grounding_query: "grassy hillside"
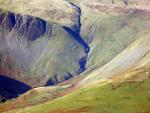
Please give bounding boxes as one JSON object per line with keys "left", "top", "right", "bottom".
{"left": 0, "top": 85, "right": 72, "bottom": 113}
{"left": 80, "top": 2, "right": 150, "bottom": 71}
{"left": 5, "top": 65, "right": 150, "bottom": 113}
{"left": 80, "top": 31, "right": 150, "bottom": 86}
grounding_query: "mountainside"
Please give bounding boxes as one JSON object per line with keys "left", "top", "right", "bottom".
{"left": 80, "top": 32, "right": 150, "bottom": 86}
{"left": 80, "top": 2, "right": 150, "bottom": 69}
{"left": 0, "top": 10, "right": 89, "bottom": 100}
{"left": 1, "top": 64, "right": 150, "bottom": 113}
{"left": 0, "top": 0, "right": 150, "bottom": 113}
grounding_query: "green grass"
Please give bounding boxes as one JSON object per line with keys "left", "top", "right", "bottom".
{"left": 21, "top": 87, "right": 67, "bottom": 107}
{"left": 0, "top": 86, "right": 71, "bottom": 113}
{"left": 15, "top": 78, "right": 150, "bottom": 113}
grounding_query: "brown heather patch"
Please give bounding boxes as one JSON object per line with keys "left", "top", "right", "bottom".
{"left": 110, "top": 65, "right": 150, "bottom": 89}
{"left": 0, "top": 101, "right": 16, "bottom": 113}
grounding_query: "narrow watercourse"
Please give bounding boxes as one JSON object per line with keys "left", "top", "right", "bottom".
{"left": 63, "top": 1, "right": 90, "bottom": 72}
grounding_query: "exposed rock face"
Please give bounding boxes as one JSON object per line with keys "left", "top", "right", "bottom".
{"left": 0, "top": 11, "right": 51, "bottom": 74}
{"left": 0, "top": 11, "right": 48, "bottom": 40}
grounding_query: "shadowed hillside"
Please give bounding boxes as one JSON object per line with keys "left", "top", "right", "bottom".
{"left": 0, "top": 75, "right": 31, "bottom": 100}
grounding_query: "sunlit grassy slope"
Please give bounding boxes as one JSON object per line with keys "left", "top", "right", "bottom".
{"left": 80, "top": 31, "right": 150, "bottom": 86}
{"left": 80, "top": 2, "right": 150, "bottom": 70}
{"left": 7, "top": 65, "right": 150, "bottom": 113}
{"left": 0, "top": 85, "right": 72, "bottom": 113}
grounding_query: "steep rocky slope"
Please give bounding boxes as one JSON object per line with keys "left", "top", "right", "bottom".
{"left": 0, "top": 10, "right": 87, "bottom": 87}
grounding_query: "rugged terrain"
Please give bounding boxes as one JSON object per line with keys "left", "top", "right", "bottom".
{"left": 0, "top": 0, "right": 150, "bottom": 113}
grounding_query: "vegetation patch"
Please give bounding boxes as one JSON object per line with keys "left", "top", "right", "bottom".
{"left": 14, "top": 76, "right": 150, "bottom": 113}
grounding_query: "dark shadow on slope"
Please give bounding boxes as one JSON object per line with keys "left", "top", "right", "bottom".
{"left": 78, "top": 56, "right": 87, "bottom": 74}
{"left": 22, "top": 16, "right": 47, "bottom": 41}
{"left": 63, "top": 26, "right": 90, "bottom": 53}
{"left": 8, "top": 12, "right": 16, "bottom": 28}
{"left": 45, "top": 79, "right": 55, "bottom": 86}
{"left": 0, "top": 75, "right": 31, "bottom": 100}
{"left": 0, "top": 12, "right": 16, "bottom": 31}
{"left": 27, "top": 17, "right": 47, "bottom": 41}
